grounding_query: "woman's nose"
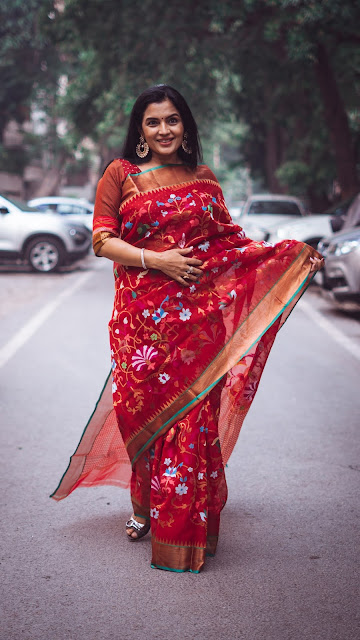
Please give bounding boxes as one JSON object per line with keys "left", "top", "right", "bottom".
{"left": 158, "top": 121, "right": 170, "bottom": 135}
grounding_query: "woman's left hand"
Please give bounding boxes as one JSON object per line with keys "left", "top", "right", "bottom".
{"left": 309, "top": 256, "right": 324, "bottom": 272}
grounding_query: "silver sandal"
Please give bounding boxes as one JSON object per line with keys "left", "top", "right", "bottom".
{"left": 125, "top": 516, "right": 150, "bottom": 541}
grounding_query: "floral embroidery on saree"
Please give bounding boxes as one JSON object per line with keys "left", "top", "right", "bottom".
{"left": 51, "top": 160, "right": 319, "bottom": 573}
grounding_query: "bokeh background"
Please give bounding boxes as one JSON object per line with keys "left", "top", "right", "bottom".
{"left": 1, "top": 0, "right": 359, "bottom": 210}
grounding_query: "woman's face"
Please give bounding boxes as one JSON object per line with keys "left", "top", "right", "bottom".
{"left": 141, "top": 99, "right": 185, "bottom": 163}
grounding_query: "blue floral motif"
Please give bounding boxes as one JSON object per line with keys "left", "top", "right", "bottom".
{"left": 156, "top": 201, "right": 165, "bottom": 207}
{"left": 163, "top": 461, "right": 183, "bottom": 477}
{"left": 189, "top": 443, "right": 194, "bottom": 449}
{"left": 186, "top": 193, "right": 193, "bottom": 198}
{"left": 111, "top": 358, "right": 117, "bottom": 371}
{"left": 125, "top": 221, "right": 133, "bottom": 229}
{"left": 152, "top": 295, "right": 169, "bottom": 324}
{"left": 151, "top": 221, "right": 160, "bottom": 227}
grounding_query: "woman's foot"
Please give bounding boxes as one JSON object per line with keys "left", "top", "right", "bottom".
{"left": 126, "top": 514, "right": 150, "bottom": 540}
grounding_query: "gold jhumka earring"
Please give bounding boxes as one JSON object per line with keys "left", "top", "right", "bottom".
{"left": 136, "top": 135, "right": 149, "bottom": 158}
{"left": 181, "top": 132, "right": 192, "bottom": 154}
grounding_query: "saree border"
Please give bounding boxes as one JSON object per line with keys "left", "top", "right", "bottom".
{"left": 119, "top": 177, "right": 221, "bottom": 215}
{"left": 128, "top": 244, "right": 313, "bottom": 466}
{"left": 50, "top": 371, "right": 114, "bottom": 499}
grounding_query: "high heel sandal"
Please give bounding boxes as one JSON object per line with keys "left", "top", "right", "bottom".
{"left": 126, "top": 516, "right": 150, "bottom": 541}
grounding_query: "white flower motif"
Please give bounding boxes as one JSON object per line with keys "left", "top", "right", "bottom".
{"left": 161, "top": 210, "right": 168, "bottom": 217}
{"left": 199, "top": 240, "right": 210, "bottom": 252}
{"left": 189, "top": 200, "right": 196, "bottom": 206}
{"left": 110, "top": 349, "right": 114, "bottom": 357}
{"left": 170, "top": 193, "right": 176, "bottom": 198}
{"left": 189, "top": 285, "right": 196, "bottom": 293}
{"left": 211, "top": 267, "right": 219, "bottom": 273}
{"left": 210, "top": 471, "right": 218, "bottom": 479}
{"left": 178, "top": 233, "right": 186, "bottom": 249}
{"left": 150, "top": 507, "right": 159, "bottom": 519}
{"left": 199, "top": 512, "right": 207, "bottom": 522}
{"left": 198, "top": 472, "right": 204, "bottom": 480}
{"left": 112, "top": 381, "right": 117, "bottom": 393}
{"left": 179, "top": 308, "right": 192, "bottom": 322}
{"left": 158, "top": 372, "right": 170, "bottom": 384}
{"left": 113, "top": 309, "right": 118, "bottom": 319}
{"left": 188, "top": 467, "right": 193, "bottom": 473}
{"left": 145, "top": 231, "right": 151, "bottom": 238}
{"left": 176, "top": 291, "right": 183, "bottom": 298}
{"left": 222, "top": 256, "right": 228, "bottom": 262}
{"left": 142, "top": 309, "right": 150, "bottom": 318}
{"left": 175, "top": 483, "right": 188, "bottom": 496}
{"left": 164, "top": 458, "right": 172, "bottom": 466}
{"left": 151, "top": 476, "right": 161, "bottom": 491}
{"left": 163, "top": 466, "right": 177, "bottom": 477}
{"left": 131, "top": 345, "right": 158, "bottom": 371}
{"left": 123, "top": 317, "right": 128, "bottom": 324}
{"left": 229, "top": 289, "right": 237, "bottom": 299}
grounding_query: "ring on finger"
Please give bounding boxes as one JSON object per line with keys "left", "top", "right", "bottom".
{"left": 187, "top": 266, "right": 193, "bottom": 274}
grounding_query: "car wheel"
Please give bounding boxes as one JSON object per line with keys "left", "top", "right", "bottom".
{"left": 25, "top": 236, "right": 65, "bottom": 273}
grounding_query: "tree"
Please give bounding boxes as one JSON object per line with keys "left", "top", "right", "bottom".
{"left": 213, "top": 0, "right": 360, "bottom": 204}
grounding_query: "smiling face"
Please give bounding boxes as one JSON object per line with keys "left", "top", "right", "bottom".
{"left": 141, "top": 99, "right": 185, "bottom": 164}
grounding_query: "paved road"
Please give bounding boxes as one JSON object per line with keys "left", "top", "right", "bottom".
{"left": 1, "top": 258, "right": 359, "bottom": 640}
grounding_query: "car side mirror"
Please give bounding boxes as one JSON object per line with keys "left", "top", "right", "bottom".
{"left": 0, "top": 206, "right": 9, "bottom": 214}
{"left": 330, "top": 215, "right": 344, "bottom": 233}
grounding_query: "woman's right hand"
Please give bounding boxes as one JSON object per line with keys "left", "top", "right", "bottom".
{"left": 149, "top": 247, "right": 203, "bottom": 286}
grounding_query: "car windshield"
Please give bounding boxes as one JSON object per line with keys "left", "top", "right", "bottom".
{"left": 248, "top": 201, "right": 301, "bottom": 216}
{"left": 0, "top": 194, "right": 40, "bottom": 212}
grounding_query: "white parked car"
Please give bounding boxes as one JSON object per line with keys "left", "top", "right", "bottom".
{"left": 28, "top": 197, "right": 94, "bottom": 231}
{"left": 0, "top": 194, "right": 91, "bottom": 272}
{"left": 267, "top": 214, "right": 333, "bottom": 249}
{"left": 230, "top": 194, "right": 309, "bottom": 241}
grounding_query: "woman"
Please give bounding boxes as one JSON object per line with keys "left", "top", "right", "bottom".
{"left": 51, "top": 85, "right": 323, "bottom": 573}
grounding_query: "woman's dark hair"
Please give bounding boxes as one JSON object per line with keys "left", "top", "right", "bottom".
{"left": 122, "top": 84, "right": 202, "bottom": 169}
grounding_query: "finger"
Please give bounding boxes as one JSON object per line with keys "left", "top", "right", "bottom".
{"left": 178, "top": 247, "right": 194, "bottom": 255}
{"left": 188, "top": 268, "right": 203, "bottom": 276}
{"left": 187, "top": 258, "right": 203, "bottom": 267}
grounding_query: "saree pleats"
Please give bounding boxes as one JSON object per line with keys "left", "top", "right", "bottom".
{"left": 130, "top": 382, "right": 226, "bottom": 573}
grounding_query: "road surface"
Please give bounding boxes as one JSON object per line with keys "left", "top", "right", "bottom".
{"left": 1, "top": 257, "right": 359, "bottom": 640}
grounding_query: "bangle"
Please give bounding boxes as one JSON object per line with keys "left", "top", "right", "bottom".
{"left": 140, "top": 247, "right": 147, "bottom": 270}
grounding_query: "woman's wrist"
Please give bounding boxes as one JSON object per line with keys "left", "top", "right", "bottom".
{"left": 143, "top": 249, "right": 161, "bottom": 270}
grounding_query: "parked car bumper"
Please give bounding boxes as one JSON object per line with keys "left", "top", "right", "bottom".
{"left": 320, "top": 248, "right": 360, "bottom": 311}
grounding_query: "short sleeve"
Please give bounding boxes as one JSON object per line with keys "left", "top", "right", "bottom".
{"left": 92, "top": 159, "right": 125, "bottom": 255}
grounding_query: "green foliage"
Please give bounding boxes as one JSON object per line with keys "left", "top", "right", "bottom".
{"left": 1, "top": 0, "right": 359, "bottom": 206}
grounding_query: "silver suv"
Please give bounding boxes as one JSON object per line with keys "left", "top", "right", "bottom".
{"left": 0, "top": 194, "right": 92, "bottom": 273}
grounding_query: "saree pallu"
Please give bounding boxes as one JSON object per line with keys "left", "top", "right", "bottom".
{"left": 51, "top": 161, "right": 319, "bottom": 572}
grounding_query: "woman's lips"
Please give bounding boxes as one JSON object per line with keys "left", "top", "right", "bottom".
{"left": 158, "top": 139, "right": 174, "bottom": 145}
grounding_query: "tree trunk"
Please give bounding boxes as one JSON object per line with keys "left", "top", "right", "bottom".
{"left": 30, "top": 151, "right": 67, "bottom": 198}
{"left": 315, "top": 42, "right": 359, "bottom": 198}
{"left": 265, "top": 124, "right": 284, "bottom": 193}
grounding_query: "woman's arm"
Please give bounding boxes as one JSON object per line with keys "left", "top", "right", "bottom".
{"left": 98, "top": 237, "right": 203, "bottom": 285}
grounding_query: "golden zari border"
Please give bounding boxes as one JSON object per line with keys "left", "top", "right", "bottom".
{"left": 127, "top": 245, "right": 314, "bottom": 466}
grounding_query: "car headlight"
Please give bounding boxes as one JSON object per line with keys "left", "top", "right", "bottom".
{"left": 329, "top": 239, "right": 360, "bottom": 256}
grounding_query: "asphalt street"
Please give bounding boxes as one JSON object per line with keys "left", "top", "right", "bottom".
{"left": 1, "top": 256, "right": 359, "bottom": 640}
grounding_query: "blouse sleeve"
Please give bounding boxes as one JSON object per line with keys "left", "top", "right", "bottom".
{"left": 92, "top": 159, "right": 125, "bottom": 255}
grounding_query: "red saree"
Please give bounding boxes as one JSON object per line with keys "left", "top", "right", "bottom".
{"left": 51, "top": 159, "right": 318, "bottom": 573}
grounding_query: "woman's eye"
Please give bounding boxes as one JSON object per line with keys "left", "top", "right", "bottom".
{"left": 169, "top": 118, "right": 179, "bottom": 124}
{"left": 147, "top": 120, "right": 158, "bottom": 126}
